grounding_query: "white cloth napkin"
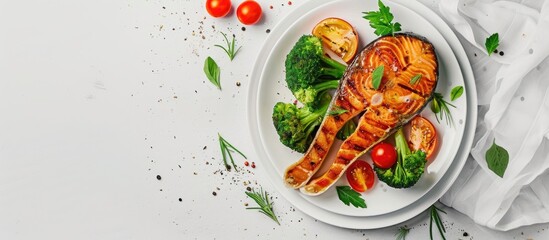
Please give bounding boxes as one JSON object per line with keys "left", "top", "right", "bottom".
{"left": 438, "top": 0, "right": 549, "bottom": 231}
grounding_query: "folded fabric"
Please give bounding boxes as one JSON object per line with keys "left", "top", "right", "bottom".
{"left": 438, "top": 0, "right": 549, "bottom": 231}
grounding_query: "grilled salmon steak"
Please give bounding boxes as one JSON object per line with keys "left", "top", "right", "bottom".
{"left": 283, "top": 33, "right": 438, "bottom": 194}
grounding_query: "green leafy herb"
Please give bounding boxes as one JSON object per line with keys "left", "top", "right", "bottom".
{"left": 450, "top": 86, "right": 464, "bottom": 101}
{"left": 329, "top": 106, "right": 348, "bottom": 116}
{"left": 214, "top": 32, "right": 241, "bottom": 61}
{"left": 337, "top": 120, "right": 357, "bottom": 141}
{"left": 395, "top": 226, "right": 410, "bottom": 240}
{"left": 336, "top": 186, "right": 367, "bottom": 208}
{"left": 410, "top": 74, "right": 422, "bottom": 85}
{"left": 204, "top": 56, "right": 221, "bottom": 90}
{"left": 362, "top": 0, "right": 402, "bottom": 36}
{"left": 372, "top": 65, "right": 384, "bottom": 90}
{"left": 245, "top": 188, "right": 280, "bottom": 225}
{"left": 218, "top": 133, "right": 247, "bottom": 171}
{"left": 430, "top": 92, "right": 456, "bottom": 126}
{"left": 429, "top": 204, "right": 447, "bottom": 240}
{"left": 485, "top": 33, "right": 499, "bottom": 56}
{"left": 485, "top": 139, "right": 509, "bottom": 178}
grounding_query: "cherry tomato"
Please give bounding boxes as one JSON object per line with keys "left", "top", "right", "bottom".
{"left": 312, "top": 17, "right": 359, "bottom": 63}
{"left": 371, "top": 142, "right": 397, "bottom": 169}
{"left": 345, "top": 160, "right": 375, "bottom": 192}
{"left": 205, "top": 0, "right": 232, "bottom": 18}
{"left": 236, "top": 1, "right": 262, "bottom": 25}
{"left": 408, "top": 116, "right": 438, "bottom": 159}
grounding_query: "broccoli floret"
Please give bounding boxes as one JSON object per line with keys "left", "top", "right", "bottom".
{"left": 285, "top": 35, "right": 347, "bottom": 109}
{"left": 374, "top": 127, "right": 427, "bottom": 188}
{"left": 272, "top": 93, "right": 331, "bottom": 153}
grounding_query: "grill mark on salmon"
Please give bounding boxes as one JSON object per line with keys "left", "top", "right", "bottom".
{"left": 284, "top": 33, "right": 438, "bottom": 191}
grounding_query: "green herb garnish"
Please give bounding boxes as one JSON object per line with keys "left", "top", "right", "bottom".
{"left": 329, "top": 106, "right": 348, "bottom": 116}
{"left": 450, "top": 86, "right": 464, "bottom": 101}
{"left": 485, "top": 139, "right": 509, "bottom": 178}
{"left": 336, "top": 186, "right": 367, "bottom": 208}
{"left": 430, "top": 92, "right": 456, "bottom": 126}
{"left": 337, "top": 120, "right": 357, "bottom": 141}
{"left": 204, "top": 56, "right": 221, "bottom": 90}
{"left": 430, "top": 204, "right": 447, "bottom": 240}
{"left": 215, "top": 32, "right": 241, "bottom": 61}
{"left": 218, "top": 133, "right": 247, "bottom": 171}
{"left": 485, "top": 33, "right": 499, "bottom": 56}
{"left": 372, "top": 65, "right": 384, "bottom": 90}
{"left": 396, "top": 226, "right": 410, "bottom": 240}
{"left": 410, "top": 74, "right": 422, "bottom": 85}
{"left": 245, "top": 188, "right": 280, "bottom": 225}
{"left": 363, "top": 0, "right": 402, "bottom": 36}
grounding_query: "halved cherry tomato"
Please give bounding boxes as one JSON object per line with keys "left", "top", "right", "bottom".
{"left": 236, "top": 1, "right": 262, "bottom": 25}
{"left": 371, "top": 142, "right": 397, "bottom": 169}
{"left": 408, "top": 116, "right": 438, "bottom": 159}
{"left": 205, "top": 0, "right": 232, "bottom": 18}
{"left": 312, "top": 17, "right": 359, "bottom": 63}
{"left": 346, "top": 160, "right": 375, "bottom": 192}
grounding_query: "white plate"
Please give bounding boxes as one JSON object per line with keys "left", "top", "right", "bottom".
{"left": 247, "top": 0, "right": 477, "bottom": 228}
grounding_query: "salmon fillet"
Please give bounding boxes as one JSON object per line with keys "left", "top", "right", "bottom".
{"left": 283, "top": 33, "right": 438, "bottom": 194}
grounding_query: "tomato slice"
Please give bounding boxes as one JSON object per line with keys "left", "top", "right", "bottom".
{"left": 371, "top": 142, "right": 397, "bottom": 169}
{"left": 345, "top": 160, "right": 375, "bottom": 192}
{"left": 312, "top": 17, "right": 359, "bottom": 63}
{"left": 408, "top": 116, "right": 438, "bottom": 159}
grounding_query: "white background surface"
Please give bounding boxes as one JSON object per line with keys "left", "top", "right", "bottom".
{"left": 0, "top": 0, "right": 548, "bottom": 239}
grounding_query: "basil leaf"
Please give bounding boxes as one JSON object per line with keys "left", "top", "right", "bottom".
{"left": 450, "top": 86, "right": 464, "bottom": 101}
{"left": 329, "top": 106, "right": 348, "bottom": 116}
{"left": 485, "top": 33, "right": 499, "bottom": 56}
{"left": 372, "top": 65, "right": 384, "bottom": 90}
{"left": 485, "top": 139, "right": 509, "bottom": 178}
{"left": 204, "top": 56, "right": 221, "bottom": 90}
{"left": 336, "top": 186, "right": 366, "bottom": 208}
{"left": 410, "top": 74, "right": 422, "bottom": 85}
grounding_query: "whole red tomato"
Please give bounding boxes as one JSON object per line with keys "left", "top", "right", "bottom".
{"left": 236, "top": 1, "right": 262, "bottom": 25}
{"left": 205, "top": 0, "right": 231, "bottom": 18}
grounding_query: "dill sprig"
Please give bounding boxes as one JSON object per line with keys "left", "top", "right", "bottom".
{"left": 215, "top": 32, "right": 242, "bottom": 61}
{"left": 395, "top": 226, "right": 410, "bottom": 240}
{"left": 429, "top": 204, "right": 447, "bottom": 240}
{"left": 245, "top": 188, "right": 280, "bottom": 225}
{"left": 430, "top": 92, "right": 456, "bottom": 126}
{"left": 218, "top": 133, "right": 247, "bottom": 171}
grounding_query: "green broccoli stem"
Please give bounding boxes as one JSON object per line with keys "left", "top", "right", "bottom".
{"left": 298, "top": 100, "right": 330, "bottom": 136}
{"left": 395, "top": 127, "right": 411, "bottom": 159}
{"left": 313, "top": 80, "right": 339, "bottom": 92}
{"left": 320, "top": 55, "right": 347, "bottom": 72}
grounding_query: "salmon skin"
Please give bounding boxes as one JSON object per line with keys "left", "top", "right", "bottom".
{"left": 283, "top": 33, "right": 438, "bottom": 194}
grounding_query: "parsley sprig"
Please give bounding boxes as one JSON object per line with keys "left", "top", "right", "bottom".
{"left": 336, "top": 186, "right": 367, "bottom": 208}
{"left": 218, "top": 133, "right": 247, "bottom": 171}
{"left": 245, "top": 188, "right": 280, "bottom": 225}
{"left": 363, "top": 0, "right": 402, "bottom": 36}
{"left": 215, "top": 32, "right": 241, "bottom": 61}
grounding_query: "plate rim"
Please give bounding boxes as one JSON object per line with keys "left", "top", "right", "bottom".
{"left": 247, "top": 0, "right": 478, "bottom": 229}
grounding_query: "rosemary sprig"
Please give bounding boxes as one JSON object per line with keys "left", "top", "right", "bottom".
{"left": 245, "top": 188, "right": 280, "bottom": 225}
{"left": 395, "top": 226, "right": 410, "bottom": 240}
{"left": 214, "top": 32, "right": 242, "bottom": 61}
{"left": 218, "top": 133, "right": 247, "bottom": 171}
{"left": 429, "top": 204, "right": 447, "bottom": 240}
{"left": 430, "top": 92, "right": 456, "bottom": 126}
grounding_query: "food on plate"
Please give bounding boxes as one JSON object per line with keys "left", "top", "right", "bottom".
{"left": 336, "top": 117, "right": 357, "bottom": 141}
{"left": 371, "top": 142, "right": 397, "bottom": 169}
{"left": 282, "top": 33, "right": 438, "bottom": 194}
{"left": 374, "top": 127, "right": 427, "bottom": 188}
{"left": 345, "top": 160, "right": 375, "bottom": 192}
{"left": 272, "top": 92, "right": 332, "bottom": 153}
{"left": 205, "top": 0, "right": 232, "bottom": 18}
{"left": 312, "top": 17, "right": 359, "bottom": 63}
{"left": 284, "top": 35, "right": 346, "bottom": 110}
{"left": 408, "top": 116, "right": 438, "bottom": 159}
{"left": 236, "top": 0, "right": 262, "bottom": 25}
